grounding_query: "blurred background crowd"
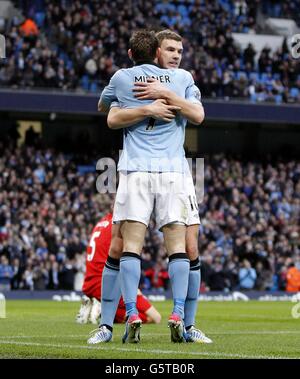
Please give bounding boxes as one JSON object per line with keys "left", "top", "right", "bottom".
{"left": 0, "top": 0, "right": 299, "bottom": 293}
{"left": 0, "top": 133, "right": 299, "bottom": 293}
{"left": 0, "top": 0, "right": 299, "bottom": 103}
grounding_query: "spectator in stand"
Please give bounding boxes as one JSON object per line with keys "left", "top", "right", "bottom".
{"left": 255, "top": 261, "right": 273, "bottom": 290}
{"left": 46, "top": 258, "right": 59, "bottom": 290}
{"left": 208, "top": 257, "right": 228, "bottom": 291}
{"left": 10, "top": 258, "right": 23, "bottom": 290}
{"left": 0, "top": 256, "right": 14, "bottom": 291}
{"left": 238, "top": 259, "right": 257, "bottom": 290}
{"left": 277, "top": 264, "right": 288, "bottom": 291}
{"left": 59, "top": 259, "right": 77, "bottom": 290}
{"left": 0, "top": 137, "right": 299, "bottom": 292}
{"left": 243, "top": 43, "right": 256, "bottom": 70}
{"left": 286, "top": 263, "right": 300, "bottom": 292}
{"left": 32, "top": 261, "right": 48, "bottom": 290}
{"left": 0, "top": 0, "right": 299, "bottom": 102}
{"left": 20, "top": 258, "right": 34, "bottom": 290}
{"left": 74, "top": 253, "right": 86, "bottom": 291}
{"left": 19, "top": 17, "right": 39, "bottom": 37}
{"left": 144, "top": 260, "right": 169, "bottom": 291}
{"left": 262, "top": 0, "right": 300, "bottom": 28}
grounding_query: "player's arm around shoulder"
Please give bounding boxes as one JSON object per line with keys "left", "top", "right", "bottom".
{"left": 107, "top": 100, "right": 181, "bottom": 129}
{"left": 107, "top": 105, "right": 152, "bottom": 129}
{"left": 133, "top": 70, "right": 204, "bottom": 125}
{"left": 165, "top": 91, "right": 205, "bottom": 125}
{"left": 166, "top": 69, "right": 205, "bottom": 125}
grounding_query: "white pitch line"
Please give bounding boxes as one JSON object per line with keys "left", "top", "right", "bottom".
{"left": 0, "top": 339, "right": 297, "bottom": 359}
{"left": 2, "top": 330, "right": 300, "bottom": 339}
{"left": 235, "top": 314, "right": 293, "bottom": 320}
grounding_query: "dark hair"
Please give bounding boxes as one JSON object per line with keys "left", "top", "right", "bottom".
{"left": 156, "top": 30, "right": 182, "bottom": 46}
{"left": 129, "top": 30, "right": 158, "bottom": 63}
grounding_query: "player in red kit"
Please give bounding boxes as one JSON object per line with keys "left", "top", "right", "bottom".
{"left": 76, "top": 213, "right": 161, "bottom": 325}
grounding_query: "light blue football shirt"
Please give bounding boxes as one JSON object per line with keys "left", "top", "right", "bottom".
{"left": 100, "top": 63, "right": 202, "bottom": 173}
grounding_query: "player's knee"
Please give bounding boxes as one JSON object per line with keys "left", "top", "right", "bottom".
{"left": 108, "top": 235, "right": 123, "bottom": 259}
{"left": 109, "top": 244, "right": 123, "bottom": 259}
{"left": 122, "top": 229, "right": 145, "bottom": 252}
{"left": 186, "top": 225, "right": 199, "bottom": 260}
{"left": 186, "top": 243, "right": 199, "bottom": 261}
{"left": 121, "top": 221, "right": 146, "bottom": 253}
{"left": 122, "top": 242, "right": 142, "bottom": 254}
{"left": 163, "top": 224, "right": 186, "bottom": 254}
{"left": 167, "top": 243, "right": 186, "bottom": 254}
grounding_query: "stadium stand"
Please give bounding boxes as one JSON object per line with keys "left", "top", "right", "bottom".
{"left": 0, "top": 0, "right": 299, "bottom": 103}
{"left": 261, "top": 0, "right": 300, "bottom": 27}
{"left": 0, "top": 136, "right": 299, "bottom": 292}
{"left": 0, "top": 1, "right": 299, "bottom": 294}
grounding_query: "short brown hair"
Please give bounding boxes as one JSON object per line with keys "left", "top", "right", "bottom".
{"left": 129, "top": 30, "right": 158, "bottom": 63}
{"left": 156, "top": 30, "right": 182, "bottom": 46}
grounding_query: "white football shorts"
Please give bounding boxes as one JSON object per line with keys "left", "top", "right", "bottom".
{"left": 185, "top": 170, "right": 201, "bottom": 226}
{"left": 113, "top": 171, "right": 189, "bottom": 230}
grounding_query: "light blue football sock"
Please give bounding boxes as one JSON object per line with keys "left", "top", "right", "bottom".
{"left": 120, "top": 253, "right": 141, "bottom": 318}
{"left": 168, "top": 253, "right": 190, "bottom": 319}
{"left": 184, "top": 258, "right": 201, "bottom": 329}
{"left": 100, "top": 256, "right": 121, "bottom": 329}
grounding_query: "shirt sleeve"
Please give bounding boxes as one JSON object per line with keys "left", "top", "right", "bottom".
{"left": 98, "top": 71, "right": 120, "bottom": 109}
{"left": 185, "top": 72, "right": 202, "bottom": 104}
{"left": 110, "top": 100, "right": 120, "bottom": 108}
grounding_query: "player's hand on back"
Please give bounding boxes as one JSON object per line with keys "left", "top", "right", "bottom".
{"left": 133, "top": 78, "right": 171, "bottom": 100}
{"left": 146, "top": 99, "right": 181, "bottom": 122}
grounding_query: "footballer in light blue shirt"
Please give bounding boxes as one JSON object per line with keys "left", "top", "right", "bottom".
{"left": 93, "top": 31, "right": 208, "bottom": 347}
{"left": 100, "top": 63, "right": 201, "bottom": 173}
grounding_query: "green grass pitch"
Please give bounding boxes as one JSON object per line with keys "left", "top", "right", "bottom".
{"left": 0, "top": 300, "right": 299, "bottom": 359}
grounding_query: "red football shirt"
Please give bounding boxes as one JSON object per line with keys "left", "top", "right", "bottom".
{"left": 82, "top": 213, "right": 112, "bottom": 298}
{"left": 82, "top": 213, "right": 152, "bottom": 322}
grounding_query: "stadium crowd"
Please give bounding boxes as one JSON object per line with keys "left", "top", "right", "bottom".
{"left": 261, "top": 0, "right": 300, "bottom": 27}
{"left": 0, "top": 0, "right": 299, "bottom": 103}
{"left": 0, "top": 134, "right": 299, "bottom": 293}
